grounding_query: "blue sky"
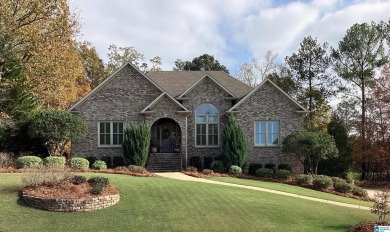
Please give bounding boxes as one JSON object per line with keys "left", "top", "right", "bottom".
{"left": 72, "top": 0, "right": 390, "bottom": 74}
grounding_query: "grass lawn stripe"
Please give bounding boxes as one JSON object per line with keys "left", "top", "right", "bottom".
{"left": 0, "top": 173, "right": 374, "bottom": 232}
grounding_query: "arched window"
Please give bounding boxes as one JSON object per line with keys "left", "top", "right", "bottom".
{"left": 195, "top": 103, "right": 219, "bottom": 147}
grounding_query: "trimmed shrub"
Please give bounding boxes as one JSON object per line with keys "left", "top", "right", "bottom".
{"left": 43, "top": 156, "right": 66, "bottom": 168}
{"left": 352, "top": 186, "right": 368, "bottom": 197}
{"left": 313, "top": 175, "right": 333, "bottom": 190}
{"left": 331, "top": 177, "right": 347, "bottom": 185}
{"left": 122, "top": 122, "right": 150, "bottom": 166}
{"left": 186, "top": 166, "right": 197, "bottom": 172}
{"left": 0, "top": 152, "right": 15, "bottom": 168}
{"left": 295, "top": 174, "right": 313, "bottom": 185}
{"left": 16, "top": 156, "right": 42, "bottom": 169}
{"left": 277, "top": 164, "right": 292, "bottom": 171}
{"left": 88, "top": 176, "right": 109, "bottom": 187}
{"left": 91, "top": 183, "right": 104, "bottom": 195}
{"left": 256, "top": 168, "right": 273, "bottom": 178}
{"left": 210, "top": 160, "right": 225, "bottom": 173}
{"left": 202, "top": 169, "right": 214, "bottom": 175}
{"left": 189, "top": 156, "right": 202, "bottom": 170}
{"left": 334, "top": 182, "right": 352, "bottom": 193}
{"left": 114, "top": 166, "right": 128, "bottom": 171}
{"left": 203, "top": 156, "right": 213, "bottom": 169}
{"left": 248, "top": 163, "right": 262, "bottom": 175}
{"left": 264, "top": 163, "right": 276, "bottom": 169}
{"left": 221, "top": 116, "right": 246, "bottom": 168}
{"left": 113, "top": 156, "right": 125, "bottom": 167}
{"left": 275, "top": 169, "right": 291, "bottom": 179}
{"left": 229, "top": 165, "right": 242, "bottom": 174}
{"left": 72, "top": 175, "right": 87, "bottom": 185}
{"left": 21, "top": 166, "right": 72, "bottom": 187}
{"left": 101, "top": 156, "right": 112, "bottom": 168}
{"left": 128, "top": 165, "right": 145, "bottom": 173}
{"left": 92, "top": 160, "right": 107, "bottom": 170}
{"left": 68, "top": 157, "right": 89, "bottom": 170}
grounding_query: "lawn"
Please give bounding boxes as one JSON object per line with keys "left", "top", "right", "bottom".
{"left": 0, "top": 173, "right": 374, "bottom": 232}
{"left": 211, "top": 176, "right": 373, "bottom": 208}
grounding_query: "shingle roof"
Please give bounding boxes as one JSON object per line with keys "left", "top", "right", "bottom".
{"left": 146, "top": 71, "right": 253, "bottom": 98}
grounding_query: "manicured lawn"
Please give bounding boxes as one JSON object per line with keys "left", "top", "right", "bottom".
{"left": 210, "top": 176, "right": 373, "bottom": 208}
{"left": 0, "top": 173, "right": 374, "bottom": 232}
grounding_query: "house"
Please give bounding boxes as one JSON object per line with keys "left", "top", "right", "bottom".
{"left": 68, "top": 62, "right": 307, "bottom": 172}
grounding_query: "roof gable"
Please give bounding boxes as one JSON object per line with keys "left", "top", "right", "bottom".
{"left": 178, "top": 74, "right": 235, "bottom": 99}
{"left": 228, "top": 78, "right": 308, "bottom": 113}
{"left": 68, "top": 62, "right": 164, "bottom": 112}
{"left": 140, "top": 92, "right": 190, "bottom": 114}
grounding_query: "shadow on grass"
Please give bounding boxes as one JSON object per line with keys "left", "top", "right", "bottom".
{"left": 325, "top": 223, "right": 354, "bottom": 231}
{"left": 0, "top": 186, "right": 20, "bottom": 195}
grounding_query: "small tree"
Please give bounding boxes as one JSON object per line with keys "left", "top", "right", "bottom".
{"left": 28, "top": 110, "right": 88, "bottom": 156}
{"left": 371, "top": 189, "right": 390, "bottom": 222}
{"left": 221, "top": 116, "right": 246, "bottom": 168}
{"left": 122, "top": 121, "right": 150, "bottom": 167}
{"left": 282, "top": 130, "right": 338, "bottom": 176}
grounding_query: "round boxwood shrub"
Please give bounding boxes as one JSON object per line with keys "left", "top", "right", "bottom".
{"left": 256, "top": 168, "right": 273, "bottom": 178}
{"left": 88, "top": 176, "right": 110, "bottom": 187}
{"left": 295, "top": 174, "right": 313, "bottom": 185}
{"left": 128, "top": 165, "right": 145, "bottom": 173}
{"left": 72, "top": 175, "right": 87, "bottom": 185}
{"left": 229, "top": 165, "right": 242, "bottom": 174}
{"left": 68, "top": 157, "right": 89, "bottom": 170}
{"left": 16, "top": 156, "right": 42, "bottom": 169}
{"left": 43, "top": 156, "right": 66, "bottom": 168}
{"left": 210, "top": 160, "right": 225, "bottom": 173}
{"left": 331, "top": 177, "right": 347, "bottom": 185}
{"left": 334, "top": 182, "right": 352, "bottom": 193}
{"left": 352, "top": 186, "right": 368, "bottom": 197}
{"left": 248, "top": 163, "right": 263, "bottom": 175}
{"left": 202, "top": 169, "right": 214, "bottom": 175}
{"left": 274, "top": 169, "right": 291, "bottom": 179}
{"left": 186, "top": 166, "right": 197, "bottom": 172}
{"left": 92, "top": 160, "right": 107, "bottom": 170}
{"left": 189, "top": 156, "right": 202, "bottom": 170}
{"left": 313, "top": 175, "right": 333, "bottom": 190}
{"left": 91, "top": 183, "right": 104, "bottom": 195}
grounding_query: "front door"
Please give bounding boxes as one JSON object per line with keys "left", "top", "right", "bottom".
{"left": 160, "top": 126, "right": 174, "bottom": 152}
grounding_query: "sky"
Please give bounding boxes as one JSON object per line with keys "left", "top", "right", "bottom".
{"left": 71, "top": 0, "right": 390, "bottom": 75}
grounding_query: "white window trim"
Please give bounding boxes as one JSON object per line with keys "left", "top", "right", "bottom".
{"left": 98, "top": 121, "right": 124, "bottom": 148}
{"left": 253, "top": 120, "right": 280, "bottom": 147}
{"left": 195, "top": 104, "right": 220, "bottom": 148}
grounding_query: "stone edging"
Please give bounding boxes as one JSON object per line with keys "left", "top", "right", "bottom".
{"left": 21, "top": 192, "right": 120, "bottom": 212}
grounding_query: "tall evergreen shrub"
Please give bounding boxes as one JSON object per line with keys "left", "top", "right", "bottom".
{"left": 221, "top": 116, "right": 246, "bottom": 168}
{"left": 122, "top": 122, "right": 151, "bottom": 167}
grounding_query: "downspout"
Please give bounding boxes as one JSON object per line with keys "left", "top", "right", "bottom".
{"left": 185, "top": 114, "right": 189, "bottom": 168}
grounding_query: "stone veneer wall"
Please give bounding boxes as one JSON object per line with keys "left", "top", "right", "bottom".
{"left": 234, "top": 82, "right": 304, "bottom": 173}
{"left": 70, "top": 64, "right": 162, "bottom": 157}
{"left": 22, "top": 193, "right": 120, "bottom": 212}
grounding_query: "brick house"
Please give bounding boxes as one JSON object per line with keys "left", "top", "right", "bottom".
{"left": 69, "top": 62, "right": 307, "bottom": 172}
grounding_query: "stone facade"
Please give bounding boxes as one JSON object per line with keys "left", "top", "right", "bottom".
{"left": 232, "top": 82, "right": 304, "bottom": 173}
{"left": 69, "top": 63, "right": 305, "bottom": 172}
{"left": 22, "top": 193, "right": 120, "bottom": 212}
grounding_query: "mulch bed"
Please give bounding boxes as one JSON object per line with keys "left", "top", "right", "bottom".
{"left": 348, "top": 220, "right": 390, "bottom": 232}
{"left": 22, "top": 181, "right": 119, "bottom": 199}
{"left": 0, "top": 167, "right": 157, "bottom": 177}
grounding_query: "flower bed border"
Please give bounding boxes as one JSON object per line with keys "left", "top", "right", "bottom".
{"left": 21, "top": 192, "right": 120, "bottom": 212}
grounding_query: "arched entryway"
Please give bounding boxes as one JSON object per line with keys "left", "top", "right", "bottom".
{"left": 148, "top": 118, "right": 182, "bottom": 172}
{"left": 150, "top": 118, "right": 182, "bottom": 153}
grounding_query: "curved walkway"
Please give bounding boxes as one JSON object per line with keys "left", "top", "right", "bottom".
{"left": 157, "top": 172, "right": 371, "bottom": 211}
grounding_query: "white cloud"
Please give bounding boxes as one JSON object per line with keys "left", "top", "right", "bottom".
{"left": 72, "top": 0, "right": 390, "bottom": 72}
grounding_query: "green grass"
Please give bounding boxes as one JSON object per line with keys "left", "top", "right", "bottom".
{"left": 0, "top": 173, "right": 374, "bottom": 232}
{"left": 210, "top": 176, "right": 373, "bottom": 207}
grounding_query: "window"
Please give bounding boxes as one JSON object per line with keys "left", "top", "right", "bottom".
{"left": 195, "top": 103, "right": 219, "bottom": 147}
{"left": 254, "top": 121, "right": 279, "bottom": 146}
{"left": 98, "top": 122, "right": 123, "bottom": 147}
